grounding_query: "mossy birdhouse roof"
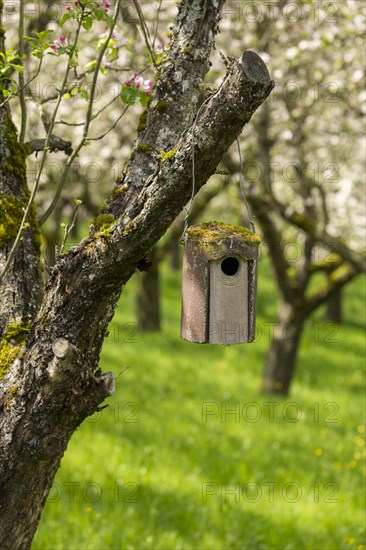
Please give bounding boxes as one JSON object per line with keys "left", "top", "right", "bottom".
{"left": 185, "top": 221, "right": 260, "bottom": 261}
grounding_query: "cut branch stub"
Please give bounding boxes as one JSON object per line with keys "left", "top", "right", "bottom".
{"left": 51, "top": 338, "right": 72, "bottom": 359}
{"left": 240, "top": 50, "right": 271, "bottom": 84}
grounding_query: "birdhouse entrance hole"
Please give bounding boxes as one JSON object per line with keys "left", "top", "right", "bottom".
{"left": 221, "top": 257, "right": 240, "bottom": 276}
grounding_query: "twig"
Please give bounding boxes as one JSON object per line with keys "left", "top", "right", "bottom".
{"left": 59, "top": 201, "right": 81, "bottom": 255}
{"left": 132, "top": 0, "right": 157, "bottom": 70}
{"left": 88, "top": 105, "right": 129, "bottom": 141}
{"left": 115, "top": 366, "right": 130, "bottom": 380}
{"left": 0, "top": 13, "right": 85, "bottom": 285}
{"left": 0, "top": 56, "right": 43, "bottom": 110}
{"left": 54, "top": 119, "right": 85, "bottom": 127}
{"left": 152, "top": 0, "right": 163, "bottom": 49}
{"left": 19, "top": 0, "right": 26, "bottom": 143}
{"left": 38, "top": 0, "right": 123, "bottom": 226}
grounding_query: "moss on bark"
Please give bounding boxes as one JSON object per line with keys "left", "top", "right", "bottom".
{"left": 0, "top": 195, "right": 24, "bottom": 248}
{"left": 0, "top": 323, "right": 29, "bottom": 380}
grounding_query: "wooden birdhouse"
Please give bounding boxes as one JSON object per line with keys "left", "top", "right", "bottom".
{"left": 181, "top": 222, "right": 260, "bottom": 345}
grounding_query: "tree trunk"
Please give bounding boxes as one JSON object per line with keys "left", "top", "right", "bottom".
{"left": 325, "top": 286, "right": 342, "bottom": 324}
{"left": 136, "top": 249, "right": 161, "bottom": 331}
{"left": 170, "top": 240, "right": 180, "bottom": 271}
{"left": 262, "top": 302, "right": 305, "bottom": 396}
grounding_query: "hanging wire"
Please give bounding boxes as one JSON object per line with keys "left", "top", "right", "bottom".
{"left": 180, "top": 97, "right": 256, "bottom": 243}
{"left": 236, "top": 138, "right": 256, "bottom": 234}
{"left": 180, "top": 95, "right": 213, "bottom": 243}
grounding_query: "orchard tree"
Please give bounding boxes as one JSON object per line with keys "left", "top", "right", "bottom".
{"left": 0, "top": 0, "right": 273, "bottom": 546}
{"left": 236, "top": 2, "right": 365, "bottom": 394}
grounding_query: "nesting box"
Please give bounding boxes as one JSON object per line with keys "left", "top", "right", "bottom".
{"left": 181, "top": 222, "right": 260, "bottom": 344}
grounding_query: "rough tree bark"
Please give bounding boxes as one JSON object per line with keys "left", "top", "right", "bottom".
{"left": 0, "top": 108, "right": 43, "bottom": 335}
{"left": 0, "top": 1, "right": 273, "bottom": 547}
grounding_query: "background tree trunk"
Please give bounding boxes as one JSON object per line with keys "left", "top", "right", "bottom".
{"left": 325, "top": 286, "right": 342, "bottom": 324}
{"left": 170, "top": 241, "right": 180, "bottom": 271}
{"left": 262, "top": 302, "right": 305, "bottom": 396}
{"left": 136, "top": 248, "right": 161, "bottom": 332}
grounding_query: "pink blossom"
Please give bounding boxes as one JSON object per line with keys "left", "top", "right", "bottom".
{"left": 113, "top": 36, "right": 129, "bottom": 48}
{"left": 134, "top": 75, "right": 143, "bottom": 88}
{"left": 143, "top": 79, "right": 152, "bottom": 93}
{"left": 51, "top": 36, "right": 68, "bottom": 51}
{"left": 99, "top": 31, "right": 117, "bottom": 41}
{"left": 134, "top": 75, "right": 152, "bottom": 93}
{"left": 125, "top": 79, "right": 131, "bottom": 87}
{"left": 66, "top": 6, "right": 70, "bottom": 10}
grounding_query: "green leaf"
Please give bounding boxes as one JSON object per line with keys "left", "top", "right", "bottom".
{"left": 38, "top": 30, "right": 54, "bottom": 40}
{"left": 120, "top": 85, "right": 140, "bottom": 105}
{"left": 82, "top": 17, "right": 93, "bottom": 30}
{"left": 10, "top": 64, "right": 24, "bottom": 73}
{"left": 59, "top": 13, "right": 70, "bottom": 28}
{"left": 80, "top": 88, "right": 90, "bottom": 101}
{"left": 84, "top": 60, "right": 97, "bottom": 72}
{"left": 139, "top": 92, "right": 150, "bottom": 107}
{"left": 68, "top": 57, "right": 78, "bottom": 68}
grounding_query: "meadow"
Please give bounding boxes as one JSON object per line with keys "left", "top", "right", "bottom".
{"left": 32, "top": 258, "right": 366, "bottom": 550}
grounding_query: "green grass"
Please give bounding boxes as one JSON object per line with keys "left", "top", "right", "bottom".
{"left": 32, "top": 260, "right": 366, "bottom": 550}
